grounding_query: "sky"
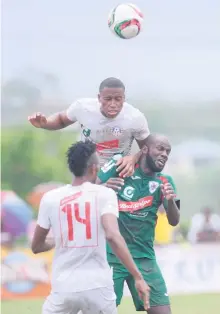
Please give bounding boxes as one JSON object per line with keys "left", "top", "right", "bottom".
{"left": 2, "top": 0, "right": 220, "bottom": 102}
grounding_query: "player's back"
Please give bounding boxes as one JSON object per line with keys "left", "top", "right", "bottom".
{"left": 43, "top": 182, "right": 114, "bottom": 293}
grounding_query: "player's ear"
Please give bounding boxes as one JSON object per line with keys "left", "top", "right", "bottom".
{"left": 98, "top": 93, "right": 101, "bottom": 102}
{"left": 91, "top": 164, "right": 99, "bottom": 176}
{"left": 141, "top": 145, "right": 148, "bottom": 155}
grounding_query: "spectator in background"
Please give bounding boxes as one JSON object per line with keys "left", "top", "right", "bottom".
{"left": 155, "top": 205, "right": 175, "bottom": 245}
{"left": 188, "top": 207, "right": 220, "bottom": 244}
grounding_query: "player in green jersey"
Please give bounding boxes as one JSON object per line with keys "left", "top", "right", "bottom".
{"left": 96, "top": 134, "right": 180, "bottom": 314}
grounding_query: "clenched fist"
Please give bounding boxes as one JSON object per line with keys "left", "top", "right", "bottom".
{"left": 161, "top": 183, "right": 176, "bottom": 200}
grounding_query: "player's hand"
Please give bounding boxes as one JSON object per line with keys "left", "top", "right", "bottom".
{"left": 116, "top": 155, "right": 135, "bottom": 178}
{"left": 135, "top": 278, "right": 150, "bottom": 310}
{"left": 28, "top": 113, "right": 47, "bottom": 128}
{"left": 161, "top": 183, "right": 176, "bottom": 200}
{"left": 104, "top": 178, "right": 124, "bottom": 191}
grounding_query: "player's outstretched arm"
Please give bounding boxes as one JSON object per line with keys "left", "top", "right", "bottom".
{"left": 28, "top": 99, "right": 82, "bottom": 130}
{"left": 100, "top": 187, "right": 150, "bottom": 310}
{"left": 102, "top": 214, "right": 141, "bottom": 278}
{"left": 28, "top": 111, "right": 74, "bottom": 130}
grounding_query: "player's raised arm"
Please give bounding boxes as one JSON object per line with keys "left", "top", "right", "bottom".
{"left": 100, "top": 188, "right": 150, "bottom": 310}
{"left": 161, "top": 176, "right": 180, "bottom": 226}
{"left": 28, "top": 111, "right": 73, "bottom": 130}
{"left": 28, "top": 99, "right": 81, "bottom": 130}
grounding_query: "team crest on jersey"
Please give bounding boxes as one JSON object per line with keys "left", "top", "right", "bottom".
{"left": 111, "top": 126, "right": 122, "bottom": 137}
{"left": 82, "top": 127, "right": 91, "bottom": 137}
{"left": 149, "top": 181, "right": 159, "bottom": 194}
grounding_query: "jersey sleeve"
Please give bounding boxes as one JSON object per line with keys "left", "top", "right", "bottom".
{"left": 97, "top": 155, "right": 121, "bottom": 183}
{"left": 99, "top": 188, "right": 119, "bottom": 217}
{"left": 132, "top": 112, "right": 150, "bottom": 141}
{"left": 66, "top": 99, "right": 82, "bottom": 122}
{"left": 37, "top": 194, "right": 51, "bottom": 229}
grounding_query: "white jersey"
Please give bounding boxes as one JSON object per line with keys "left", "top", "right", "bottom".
{"left": 37, "top": 182, "right": 119, "bottom": 293}
{"left": 66, "top": 98, "right": 150, "bottom": 165}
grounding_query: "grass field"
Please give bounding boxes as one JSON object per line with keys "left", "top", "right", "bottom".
{"left": 1, "top": 294, "right": 220, "bottom": 314}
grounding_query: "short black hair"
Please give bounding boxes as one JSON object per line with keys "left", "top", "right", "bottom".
{"left": 67, "top": 141, "right": 97, "bottom": 177}
{"left": 99, "top": 77, "right": 125, "bottom": 92}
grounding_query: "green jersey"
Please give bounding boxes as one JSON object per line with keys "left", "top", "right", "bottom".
{"left": 98, "top": 154, "right": 177, "bottom": 260}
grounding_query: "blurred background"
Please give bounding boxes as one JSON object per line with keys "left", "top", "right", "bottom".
{"left": 1, "top": 0, "right": 220, "bottom": 313}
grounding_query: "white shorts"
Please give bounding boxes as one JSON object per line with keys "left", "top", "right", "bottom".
{"left": 42, "top": 287, "right": 117, "bottom": 314}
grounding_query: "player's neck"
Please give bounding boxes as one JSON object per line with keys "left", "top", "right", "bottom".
{"left": 71, "top": 177, "right": 90, "bottom": 186}
{"left": 139, "top": 159, "right": 156, "bottom": 177}
{"left": 140, "top": 166, "right": 155, "bottom": 177}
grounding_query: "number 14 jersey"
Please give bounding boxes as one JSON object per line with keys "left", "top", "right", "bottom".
{"left": 37, "top": 182, "right": 119, "bottom": 292}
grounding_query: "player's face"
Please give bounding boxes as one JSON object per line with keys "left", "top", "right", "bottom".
{"left": 146, "top": 139, "right": 171, "bottom": 172}
{"left": 98, "top": 87, "right": 125, "bottom": 118}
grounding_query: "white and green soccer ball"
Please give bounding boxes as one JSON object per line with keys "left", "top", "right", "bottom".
{"left": 108, "top": 3, "right": 144, "bottom": 39}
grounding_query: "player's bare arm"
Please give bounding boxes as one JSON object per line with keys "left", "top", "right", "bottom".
{"left": 115, "top": 140, "right": 148, "bottom": 177}
{"left": 28, "top": 111, "right": 74, "bottom": 130}
{"left": 96, "top": 177, "right": 124, "bottom": 191}
{"left": 115, "top": 114, "right": 150, "bottom": 178}
{"left": 102, "top": 213, "right": 150, "bottom": 311}
{"left": 31, "top": 225, "right": 55, "bottom": 254}
{"left": 161, "top": 182, "right": 180, "bottom": 226}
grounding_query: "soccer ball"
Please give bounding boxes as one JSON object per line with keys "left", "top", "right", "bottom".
{"left": 108, "top": 3, "right": 143, "bottom": 39}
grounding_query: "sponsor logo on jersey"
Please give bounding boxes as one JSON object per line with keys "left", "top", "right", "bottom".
{"left": 111, "top": 126, "right": 122, "bottom": 137}
{"left": 82, "top": 127, "right": 91, "bottom": 137}
{"left": 149, "top": 181, "right": 159, "bottom": 194}
{"left": 119, "top": 196, "right": 153, "bottom": 212}
{"left": 131, "top": 175, "right": 141, "bottom": 180}
{"left": 101, "top": 160, "right": 115, "bottom": 173}
{"left": 122, "top": 186, "right": 135, "bottom": 200}
{"left": 129, "top": 211, "right": 149, "bottom": 217}
{"left": 96, "top": 139, "right": 119, "bottom": 151}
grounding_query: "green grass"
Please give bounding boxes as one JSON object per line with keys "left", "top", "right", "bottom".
{"left": 1, "top": 294, "right": 220, "bottom": 314}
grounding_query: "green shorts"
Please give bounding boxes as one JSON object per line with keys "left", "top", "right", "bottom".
{"left": 108, "top": 256, "right": 170, "bottom": 311}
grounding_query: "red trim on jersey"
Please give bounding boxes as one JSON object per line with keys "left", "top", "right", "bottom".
{"left": 96, "top": 140, "right": 119, "bottom": 151}
{"left": 157, "top": 175, "right": 168, "bottom": 184}
{"left": 157, "top": 175, "right": 168, "bottom": 202}
{"left": 60, "top": 192, "right": 82, "bottom": 206}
